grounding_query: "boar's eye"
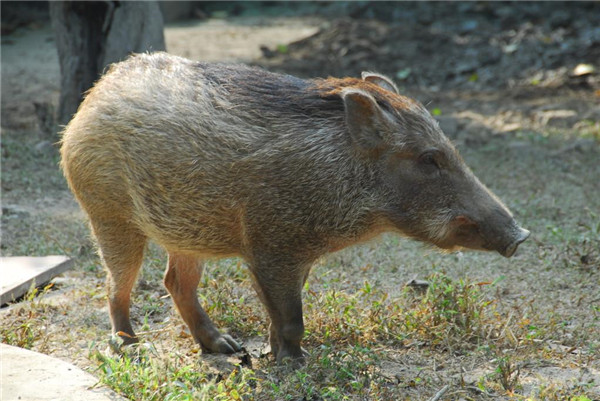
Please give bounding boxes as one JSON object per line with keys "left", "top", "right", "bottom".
{"left": 419, "top": 150, "right": 440, "bottom": 171}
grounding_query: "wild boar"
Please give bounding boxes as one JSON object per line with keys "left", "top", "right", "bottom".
{"left": 60, "top": 53, "right": 529, "bottom": 363}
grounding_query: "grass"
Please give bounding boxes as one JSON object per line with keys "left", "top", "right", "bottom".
{"left": 76, "top": 268, "right": 596, "bottom": 400}
{"left": 0, "top": 283, "right": 56, "bottom": 351}
{"left": 92, "top": 346, "right": 258, "bottom": 401}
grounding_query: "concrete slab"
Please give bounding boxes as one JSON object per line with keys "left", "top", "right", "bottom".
{"left": 1, "top": 256, "right": 74, "bottom": 305}
{"left": 0, "top": 343, "right": 126, "bottom": 401}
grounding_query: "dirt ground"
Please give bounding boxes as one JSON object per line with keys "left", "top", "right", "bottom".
{"left": 1, "top": 2, "right": 599, "bottom": 400}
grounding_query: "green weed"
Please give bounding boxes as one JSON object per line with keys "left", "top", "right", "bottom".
{"left": 0, "top": 283, "right": 55, "bottom": 349}
{"left": 92, "top": 345, "right": 256, "bottom": 401}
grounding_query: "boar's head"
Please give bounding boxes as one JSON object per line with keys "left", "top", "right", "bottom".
{"left": 341, "top": 74, "right": 529, "bottom": 257}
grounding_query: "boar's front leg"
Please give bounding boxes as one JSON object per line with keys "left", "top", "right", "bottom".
{"left": 249, "top": 258, "right": 310, "bottom": 364}
{"left": 164, "top": 253, "right": 241, "bottom": 354}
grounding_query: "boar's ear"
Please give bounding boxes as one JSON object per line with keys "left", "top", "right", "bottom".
{"left": 361, "top": 72, "right": 399, "bottom": 94}
{"left": 342, "top": 88, "right": 390, "bottom": 154}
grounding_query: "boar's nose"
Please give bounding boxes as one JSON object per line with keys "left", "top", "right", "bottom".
{"left": 501, "top": 227, "right": 530, "bottom": 258}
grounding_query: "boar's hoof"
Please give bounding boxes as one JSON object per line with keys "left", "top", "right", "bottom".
{"left": 108, "top": 332, "right": 138, "bottom": 355}
{"left": 202, "top": 334, "right": 242, "bottom": 354}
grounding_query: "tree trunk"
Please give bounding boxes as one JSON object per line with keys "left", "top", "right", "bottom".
{"left": 50, "top": 1, "right": 165, "bottom": 126}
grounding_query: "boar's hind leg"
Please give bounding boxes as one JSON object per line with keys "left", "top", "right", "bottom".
{"left": 164, "top": 253, "right": 241, "bottom": 354}
{"left": 249, "top": 262, "right": 308, "bottom": 364}
{"left": 92, "top": 220, "right": 147, "bottom": 345}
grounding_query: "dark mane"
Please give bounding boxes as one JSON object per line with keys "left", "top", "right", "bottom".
{"left": 197, "top": 63, "right": 345, "bottom": 123}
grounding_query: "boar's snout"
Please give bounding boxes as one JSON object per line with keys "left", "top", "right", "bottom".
{"left": 454, "top": 174, "right": 530, "bottom": 258}
{"left": 445, "top": 212, "right": 529, "bottom": 258}
{"left": 450, "top": 182, "right": 530, "bottom": 258}
{"left": 500, "top": 226, "right": 530, "bottom": 258}
{"left": 477, "top": 212, "right": 530, "bottom": 258}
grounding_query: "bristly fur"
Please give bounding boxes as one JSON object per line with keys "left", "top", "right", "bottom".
{"left": 60, "top": 52, "right": 524, "bottom": 362}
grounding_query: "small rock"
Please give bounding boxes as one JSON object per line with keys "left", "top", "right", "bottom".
{"left": 572, "top": 63, "right": 595, "bottom": 77}
{"left": 503, "top": 43, "right": 519, "bottom": 54}
{"left": 405, "top": 278, "right": 430, "bottom": 290}
{"left": 395, "top": 67, "right": 412, "bottom": 81}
